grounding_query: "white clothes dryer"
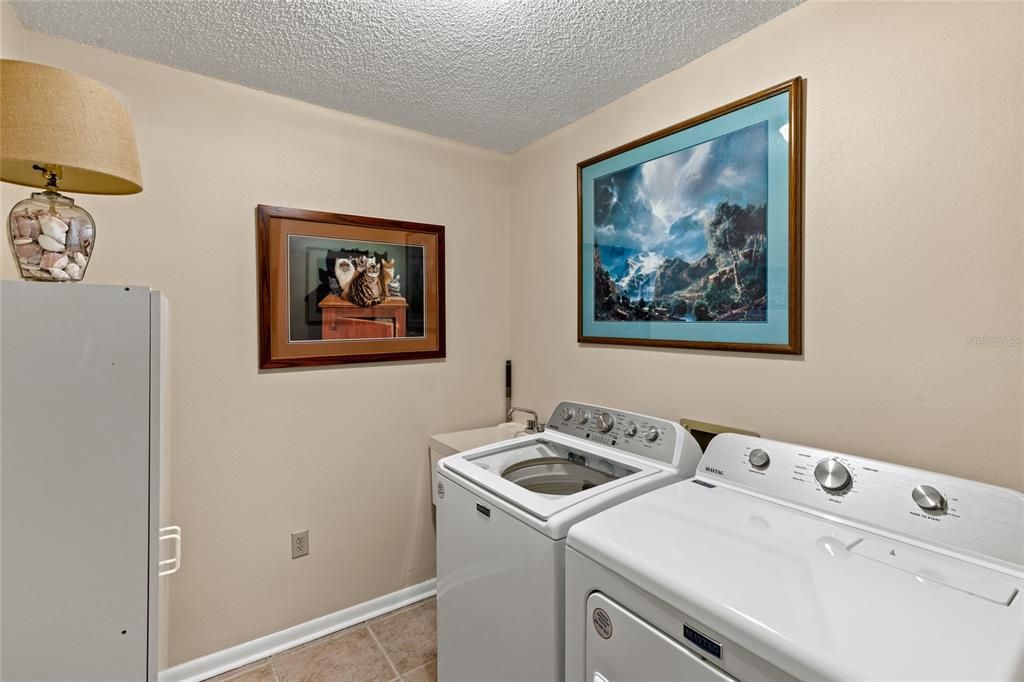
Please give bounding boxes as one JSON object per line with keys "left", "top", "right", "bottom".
{"left": 565, "top": 433, "right": 1024, "bottom": 681}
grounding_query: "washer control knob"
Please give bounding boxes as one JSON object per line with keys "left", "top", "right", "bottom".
{"left": 912, "top": 485, "right": 947, "bottom": 512}
{"left": 577, "top": 411, "right": 591, "bottom": 425}
{"left": 595, "top": 412, "right": 615, "bottom": 433}
{"left": 814, "top": 458, "right": 852, "bottom": 493}
{"left": 561, "top": 407, "right": 575, "bottom": 422}
{"left": 644, "top": 427, "right": 660, "bottom": 442}
{"left": 624, "top": 422, "right": 639, "bottom": 437}
{"left": 748, "top": 448, "right": 770, "bottom": 469}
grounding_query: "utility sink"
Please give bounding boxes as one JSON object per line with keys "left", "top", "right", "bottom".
{"left": 428, "top": 422, "right": 532, "bottom": 506}
{"left": 429, "top": 421, "right": 532, "bottom": 458}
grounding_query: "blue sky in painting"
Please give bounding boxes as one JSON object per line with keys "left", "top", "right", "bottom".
{"left": 594, "top": 122, "right": 768, "bottom": 283}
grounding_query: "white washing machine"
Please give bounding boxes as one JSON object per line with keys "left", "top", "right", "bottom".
{"left": 435, "top": 401, "right": 703, "bottom": 682}
{"left": 566, "top": 433, "right": 1024, "bottom": 681}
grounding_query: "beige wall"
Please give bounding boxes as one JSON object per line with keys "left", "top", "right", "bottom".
{"left": 0, "top": 8, "right": 510, "bottom": 665}
{"left": 509, "top": 0, "right": 1024, "bottom": 490}
{"left": 0, "top": 2, "right": 20, "bottom": 57}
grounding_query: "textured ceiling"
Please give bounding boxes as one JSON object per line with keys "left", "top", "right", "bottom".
{"left": 10, "top": 0, "right": 800, "bottom": 153}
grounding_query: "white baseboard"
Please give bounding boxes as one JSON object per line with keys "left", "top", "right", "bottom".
{"left": 159, "top": 578, "right": 437, "bottom": 682}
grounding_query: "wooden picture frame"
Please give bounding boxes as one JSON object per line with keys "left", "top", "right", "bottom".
{"left": 577, "top": 77, "right": 804, "bottom": 354}
{"left": 256, "top": 205, "right": 445, "bottom": 369}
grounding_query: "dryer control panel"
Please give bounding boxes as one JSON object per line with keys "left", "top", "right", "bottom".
{"left": 698, "top": 433, "right": 1024, "bottom": 569}
{"left": 545, "top": 401, "right": 694, "bottom": 471}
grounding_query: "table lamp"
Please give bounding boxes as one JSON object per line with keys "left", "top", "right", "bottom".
{"left": 1, "top": 59, "right": 142, "bottom": 281}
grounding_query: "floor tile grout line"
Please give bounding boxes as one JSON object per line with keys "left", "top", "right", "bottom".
{"left": 367, "top": 623, "right": 402, "bottom": 680}
{"left": 402, "top": 661, "right": 431, "bottom": 679}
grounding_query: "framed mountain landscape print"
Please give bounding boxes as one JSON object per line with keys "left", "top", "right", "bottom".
{"left": 578, "top": 78, "right": 804, "bottom": 354}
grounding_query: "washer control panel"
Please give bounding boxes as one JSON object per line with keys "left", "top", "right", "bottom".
{"left": 546, "top": 401, "right": 681, "bottom": 466}
{"left": 698, "top": 433, "right": 1024, "bottom": 568}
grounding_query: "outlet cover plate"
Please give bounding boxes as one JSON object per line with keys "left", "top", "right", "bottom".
{"left": 291, "top": 530, "right": 309, "bottom": 559}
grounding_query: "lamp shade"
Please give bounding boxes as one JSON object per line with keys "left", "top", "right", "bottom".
{"left": 0, "top": 59, "right": 142, "bottom": 195}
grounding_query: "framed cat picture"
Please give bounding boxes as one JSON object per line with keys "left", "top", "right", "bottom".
{"left": 256, "top": 205, "right": 445, "bottom": 369}
{"left": 578, "top": 78, "right": 804, "bottom": 354}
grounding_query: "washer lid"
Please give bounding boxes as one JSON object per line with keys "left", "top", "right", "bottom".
{"left": 440, "top": 433, "right": 661, "bottom": 521}
{"left": 567, "top": 481, "right": 1024, "bottom": 681}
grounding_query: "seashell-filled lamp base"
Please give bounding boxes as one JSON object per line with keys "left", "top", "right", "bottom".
{"left": 8, "top": 190, "right": 94, "bottom": 282}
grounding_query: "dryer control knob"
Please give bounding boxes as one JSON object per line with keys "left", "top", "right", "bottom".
{"left": 749, "top": 448, "right": 770, "bottom": 469}
{"left": 561, "top": 407, "right": 575, "bottom": 422}
{"left": 624, "top": 422, "right": 639, "bottom": 437}
{"left": 577, "top": 411, "right": 591, "bottom": 425}
{"left": 814, "top": 458, "right": 852, "bottom": 493}
{"left": 595, "top": 412, "right": 615, "bottom": 433}
{"left": 644, "top": 427, "right": 660, "bottom": 442}
{"left": 912, "top": 485, "right": 947, "bottom": 512}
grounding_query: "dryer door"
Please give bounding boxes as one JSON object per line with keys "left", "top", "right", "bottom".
{"left": 586, "top": 592, "right": 733, "bottom": 682}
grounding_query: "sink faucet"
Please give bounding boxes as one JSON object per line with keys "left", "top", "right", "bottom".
{"left": 506, "top": 407, "right": 544, "bottom": 433}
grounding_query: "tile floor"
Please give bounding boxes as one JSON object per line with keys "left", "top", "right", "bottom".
{"left": 209, "top": 597, "right": 436, "bottom": 682}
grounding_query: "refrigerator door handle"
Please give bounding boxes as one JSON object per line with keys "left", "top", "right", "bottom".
{"left": 158, "top": 526, "right": 182, "bottom": 577}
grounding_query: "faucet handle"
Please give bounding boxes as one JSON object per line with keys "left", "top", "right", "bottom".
{"left": 507, "top": 407, "right": 544, "bottom": 432}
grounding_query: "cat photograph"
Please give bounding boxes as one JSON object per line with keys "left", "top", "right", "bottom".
{"left": 380, "top": 258, "right": 395, "bottom": 302}
{"left": 333, "top": 258, "right": 355, "bottom": 299}
{"left": 264, "top": 206, "right": 443, "bottom": 367}
{"left": 291, "top": 238, "right": 424, "bottom": 342}
{"left": 348, "top": 258, "right": 385, "bottom": 307}
{"left": 329, "top": 254, "right": 400, "bottom": 308}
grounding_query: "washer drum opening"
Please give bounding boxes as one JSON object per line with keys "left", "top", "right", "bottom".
{"left": 501, "top": 457, "right": 617, "bottom": 496}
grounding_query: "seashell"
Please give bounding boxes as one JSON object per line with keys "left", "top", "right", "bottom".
{"left": 65, "top": 262, "right": 82, "bottom": 280}
{"left": 13, "top": 237, "right": 32, "bottom": 245}
{"left": 80, "top": 223, "right": 94, "bottom": 245}
{"left": 74, "top": 252, "right": 88, "bottom": 268}
{"left": 39, "top": 215, "right": 68, "bottom": 243}
{"left": 15, "top": 242, "right": 42, "bottom": 262}
{"left": 12, "top": 215, "right": 40, "bottom": 239}
{"left": 66, "top": 218, "right": 85, "bottom": 251}
{"left": 40, "top": 252, "right": 68, "bottom": 269}
{"left": 37, "top": 234, "right": 65, "bottom": 251}
{"left": 48, "top": 268, "right": 70, "bottom": 281}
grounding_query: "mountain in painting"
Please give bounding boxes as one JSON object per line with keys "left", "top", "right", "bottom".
{"left": 592, "top": 122, "right": 770, "bottom": 323}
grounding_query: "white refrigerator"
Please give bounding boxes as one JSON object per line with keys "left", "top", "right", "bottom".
{"left": 1, "top": 281, "right": 164, "bottom": 682}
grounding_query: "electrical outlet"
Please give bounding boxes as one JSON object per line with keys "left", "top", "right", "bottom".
{"left": 291, "top": 530, "right": 309, "bottom": 559}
